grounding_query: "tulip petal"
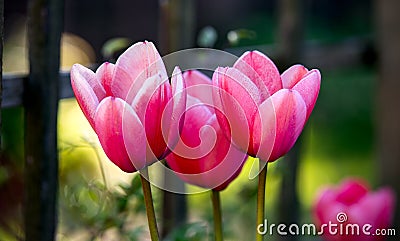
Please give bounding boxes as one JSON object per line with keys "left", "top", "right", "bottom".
{"left": 165, "top": 67, "right": 187, "bottom": 153}
{"left": 113, "top": 41, "right": 168, "bottom": 103}
{"left": 211, "top": 69, "right": 231, "bottom": 143}
{"left": 131, "top": 73, "right": 165, "bottom": 119}
{"left": 252, "top": 98, "right": 276, "bottom": 161}
{"left": 366, "top": 189, "right": 395, "bottom": 228}
{"left": 96, "top": 62, "right": 115, "bottom": 96}
{"left": 212, "top": 67, "right": 255, "bottom": 153}
{"left": 335, "top": 179, "right": 369, "bottom": 205}
{"left": 131, "top": 73, "right": 172, "bottom": 159}
{"left": 268, "top": 89, "right": 307, "bottom": 161}
{"left": 281, "top": 64, "right": 308, "bottom": 89}
{"left": 94, "top": 97, "right": 145, "bottom": 172}
{"left": 347, "top": 188, "right": 395, "bottom": 241}
{"left": 171, "top": 95, "right": 214, "bottom": 158}
{"left": 292, "top": 69, "right": 321, "bottom": 120}
{"left": 234, "top": 50, "right": 282, "bottom": 97}
{"left": 183, "top": 70, "right": 213, "bottom": 104}
{"left": 71, "top": 64, "right": 106, "bottom": 128}
{"left": 199, "top": 116, "right": 246, "bottom": 190}
{"left": 166, "top": 103, "right": 246, "bottom": 190}
{"left": 314, "top": 188, "right": 336, "bottom": 225}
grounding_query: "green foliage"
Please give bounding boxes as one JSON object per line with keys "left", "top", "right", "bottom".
{"left": 59, "top": 174, "right": 146, "bottom": 240}
{"left": 164, "top": 222, "right": 210, "bottom": 241}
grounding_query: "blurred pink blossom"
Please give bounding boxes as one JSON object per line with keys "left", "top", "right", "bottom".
{"left": 314, "top": 179, "right": 396, "bottom": 241}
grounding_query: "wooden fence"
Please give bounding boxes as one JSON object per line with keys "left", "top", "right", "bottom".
{"left": 1, "top": 0, "right": 64, "bottom": 240}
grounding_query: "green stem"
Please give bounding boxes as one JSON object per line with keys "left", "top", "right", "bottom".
{"left": 256, "top": 161, "right": 268, "bottom": 241}
{"left": 211, "top": 189, "right": 223, "bottom": 241}
{"left": 140, "top": 170, "right": 159, "bottom": 241}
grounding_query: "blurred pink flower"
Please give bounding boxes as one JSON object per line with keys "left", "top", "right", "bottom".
{"left": 314, "top": 179, "right": 395, "bottom": 241}
{"left": 166, "top": 70, "right": 247, "bottom": 190}
{"left": 71, "top": 41, "right": 186, "bottom": 172}
{"left": 212, "top": 51, "right": 320, "bottom": 161}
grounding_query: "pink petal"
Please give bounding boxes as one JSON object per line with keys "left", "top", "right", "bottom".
{"left": 94, "top": 97, "right": 144, "bottom": 172}
{"left": 71, "top": 64, "right": 106, "bottom": 128}
{"left": 314, "top": 188, "right": 337, "bottom": 225}
{"left": 199, "top": 115, "right": 246, "bottom": 190}
{"left": 169, "top": 95, "right": 215, "bottom": 159}
{"left": 164, "top": 67, "right": 187, "bottom": 153}
{"left": 183, "top": 70, "right": 213, "bottom": 104}
{"left": 166, "top": 102, "right": 246, "bottom": 190}
{"left": 131, "top": 73, "right": 165, "bottom": 119}
{"left": 281, "top": 64, "right": 308, "bottom": 89}
{"left": 121, "top": 108, "right": 148, "bottom": 170}
{"left": 268, "top": 89, "right": 307, "bottom": 161}
{"left": 113, "top": 41, "right": 168, "bottom": 103}
{"left": 233, "top": 50, "right": 282, "bottom": 97}
{"left": 335, "top": 179, "right": 369, "bottom": 205}
{"left": 212, "top": 67, "right": 257, "bottom": 153}
{"left": 131, "top": 74, "right": 172, "bottom": 159}
{"left": 347, "top": 190, "right": 395, "bottom": 241}
{"left": 211, "top": 69, "right": 231, "bottom": 143}
{"left": 96, "top": 62, "right": 115, "bottom": 96}
{"left": 292, "top": 69, "right": 321, "bottom": 120}
{"left": 369, "top": 189, "right": 395, "bottom": 228}
{"left": 252, "top": 98, "right": 276, "bottom": 161}
{"left": 352, "top": 188, "right": 395, "bottom": 225}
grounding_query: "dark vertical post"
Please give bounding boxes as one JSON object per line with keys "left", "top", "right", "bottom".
{"left": 158, "top": 0, "right": 196, "bottom": 53}
{"left": 25, "top": 0, "right": 63, "bottom": 240}
{"left": 276, "top": 1, "right": 304, "bottom": 241}
{"left": 376, "top": 0, "right": 400, "bottom": 234}
{"left": 0, "top": 0, "right": 3, "bottom": 149}
{"left": 158, "top": 0, "right": 196, "bottom": 237}
{"left": 276, "top": 0, "right": 304, "bottom": 67}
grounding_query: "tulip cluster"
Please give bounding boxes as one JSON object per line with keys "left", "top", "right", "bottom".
{"left": 71, "top": 41, "right": 321, "bottom": 240}
{"left": 71, "top": 42, "right": 321, "bottom": 187}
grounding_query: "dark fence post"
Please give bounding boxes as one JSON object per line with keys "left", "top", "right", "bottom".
{"left": 25, "top": 0, "right": 63, "bottom": 240}
{"left": 158, "top": 0, "right": 196, "bottom": 237}
{"left": 376, "top": 0, "right": 400, "bottom": 235}
{"left": 0, "top": 0, "right": 3, "bottom": 149}
{"left": 276, "top": 1, "right": 304, "bottom": 241}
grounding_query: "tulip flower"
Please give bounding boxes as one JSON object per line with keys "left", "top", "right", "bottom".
{"left": 212, "top": 50, "right": 321, "bottom": 241}
{"left": 166, "top": 70, "right": 247, "bottom": 191}
{"left": 314, "top": 179, "right": 395, "bottom": 241}
{"left": 70, "top": 41, "right": 186, "bottom": 173}
{"left": 212, "top": 50, "right": 321, "bottom": 162}
{"left": 71, "top": 41, "right": 186, "bottom": 241}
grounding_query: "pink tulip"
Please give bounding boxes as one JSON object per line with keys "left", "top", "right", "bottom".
{"left": 71, "top": 41, "right": 186, "bottom": 172}
{"left": 212, "top": 51, "right": 320, "bottom": 161}
{"left": 166, "top": 70, "right": 247, "bottom": 190}
{"left": 314, "top": 179, "right": 395, "bottom": 241}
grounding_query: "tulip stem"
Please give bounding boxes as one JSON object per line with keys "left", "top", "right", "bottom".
{"left": 211, "top": 189, "right": 223, "bottom": 241}
{"left": 140, "top": 169, "right": 159, "bottom": 241}
{"left": 256, "top": 161, "right": 268, "bottom": 241}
